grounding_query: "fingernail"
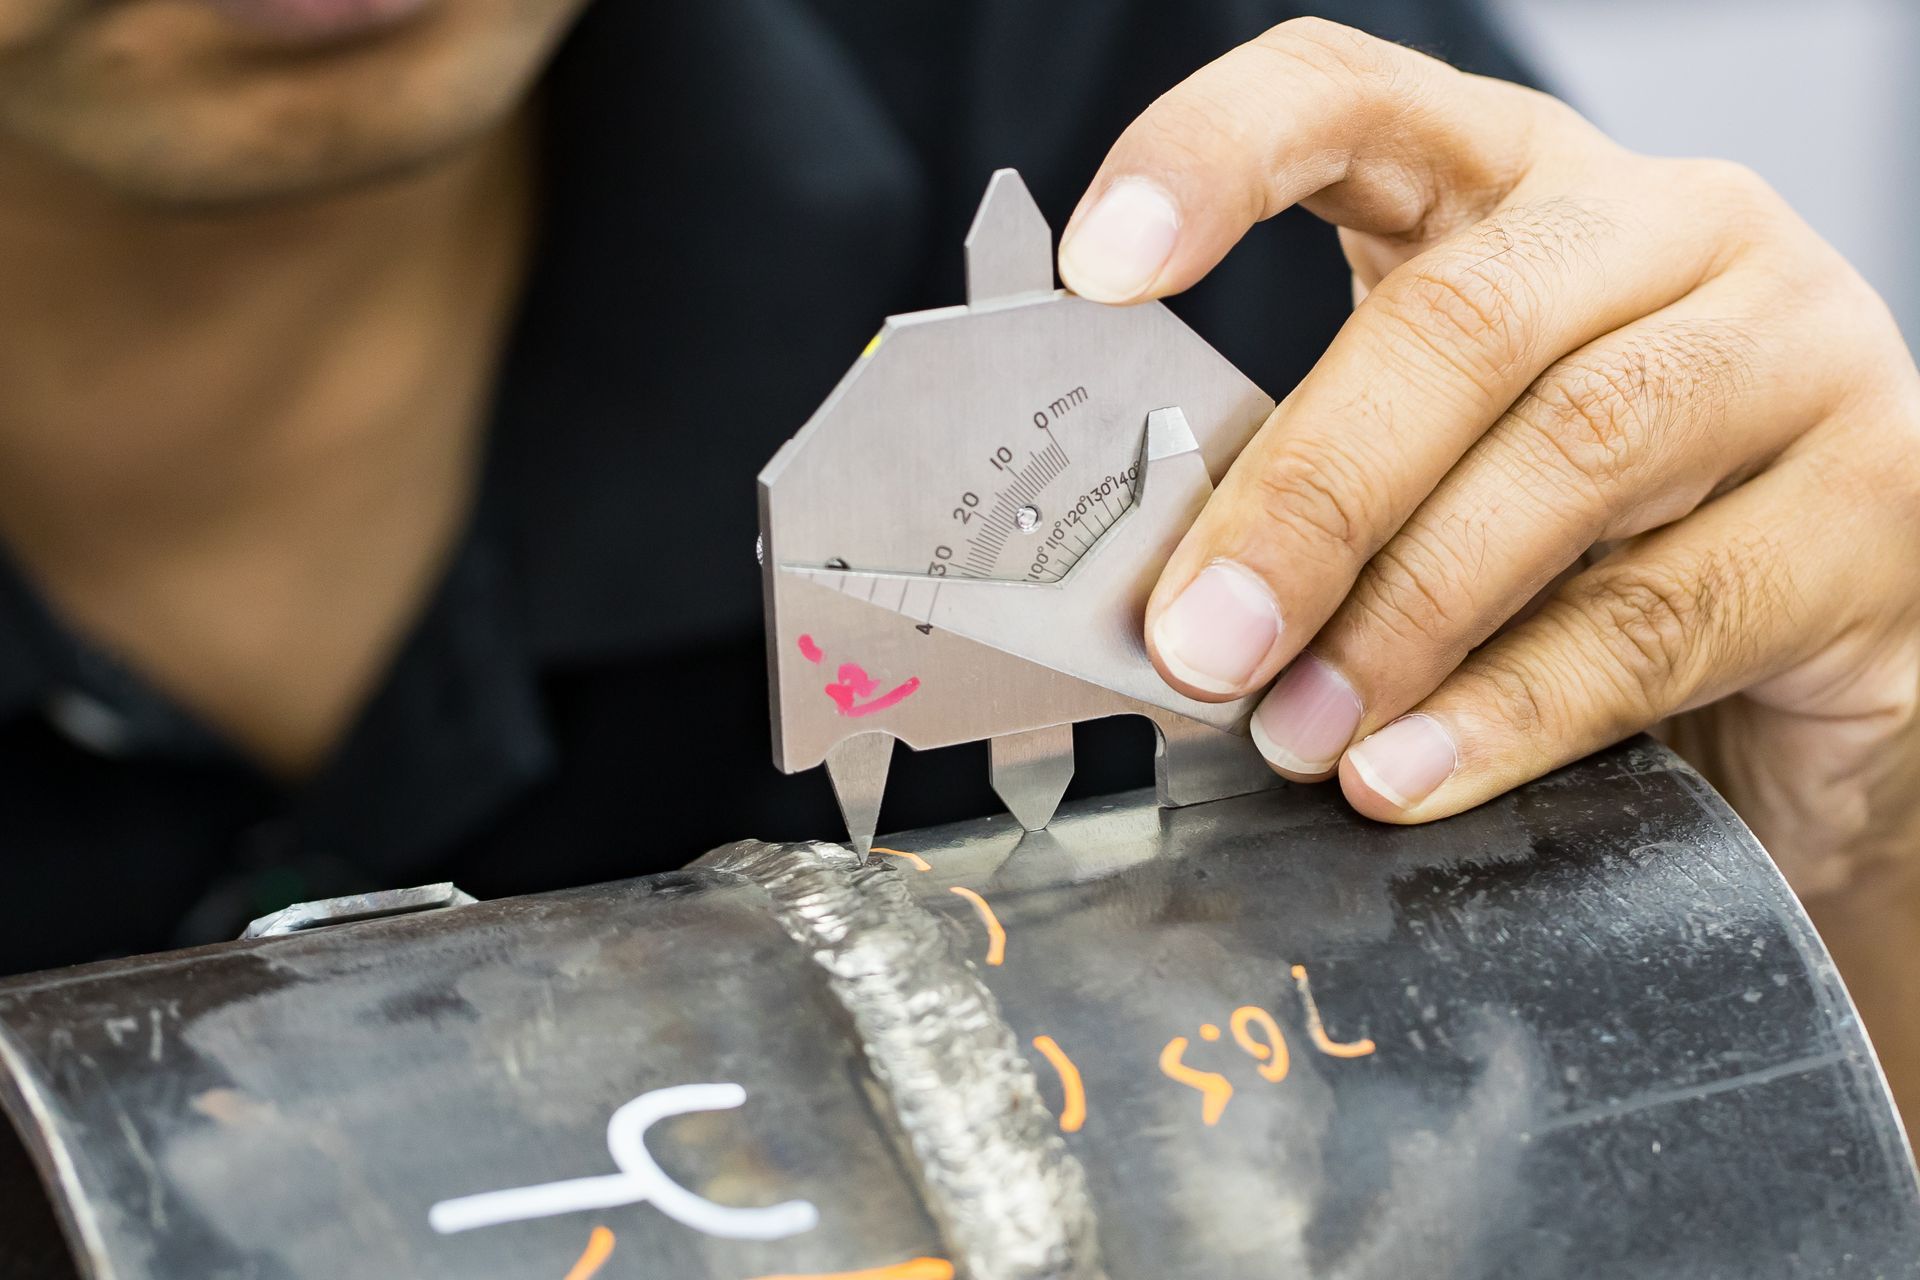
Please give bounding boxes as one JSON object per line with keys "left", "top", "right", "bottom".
{"left": 1250, "top": 654, "right": 1363, "bottom": 774}
{"left": 1151, "top": 561, "right": 1282, "bottom": 695}
{"left": 1347, "top": 715, "right": 1459, "bottom": 809}
{"left": 1059, "top": 178, "right": 1180, "bottom": 302}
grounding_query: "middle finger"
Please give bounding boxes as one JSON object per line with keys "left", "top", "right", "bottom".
{"left": 1251, "top": 270, "right": 1841, "bottom": 777}
{"left": 1145, "top": 165, "right": 1744, "bottom": 703}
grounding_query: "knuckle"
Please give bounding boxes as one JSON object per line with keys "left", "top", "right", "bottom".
{"left": 1567, "top": 564, "right": 1707, "bottom": 708}
{"left": 1631, "top": 319, "right": 1758, "bottom": 417}
{"left": 1261, "top": 17, "right": 1394, "bottom": 79}
{"left": 1471, "top": 196, "right": 1622, "bottom": 267}
{"left": 1830, "top": 257, "right": 1896, "bottom": 316}
{"left": 1807, "top": 267, "right": 1911, "bottom": 391}
{"left": 1483, "top": 438, "right": 1607, "bottom": 537}
{"left": 1243, "top": 445, "right": 1379, "bottom": 563}
{"left": 1353, "top": 533, "right": 1483, "bottom": 644}
{"left": 1678, "top": 157, "right": 1797, "bottom": 242}
{"left": 1687, "top": 157, "right": 1780, "bottom": 209}
{"left": 1464, "top": 532, "right": 1791, "bottom": 751}
{"left": 1807, "top": 416, "right": 1920, "bottom": 570}
{"left": 1521, "top": 86, "right": 1601, "bottom": 139}
{"left": 1378, "top": 257, "right": 1536, "bottom": 381}
{"left": 1375, "top": 200, "right": 1614, "bottom": 381}
{"left": 1505, "top": 319, "right": 1758, "bottom": 496}
{"left": 1789, "top": 438, "right": 1859, "bottom": 507}
{"left": 1467, "top": 646, "right": 1566, "bottom": 741}
{"left": 1513, "top": 352, "right": 1648, "bottom": 484}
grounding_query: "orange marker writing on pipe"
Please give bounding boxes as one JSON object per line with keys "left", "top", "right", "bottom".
{"left": 1159, "top": 1036, "right": 1233, "bottom": 1125}
{"left": 1292, "top": 965, "right": 1376, "bottom": 1059}
{"left": 1229, "top": 1005, "right": 1291, "bottom": 1083}
{"left": 1031, "top": 1035, "right": 1087, "bottom": 1133}
{"left": 749, "top": 1258, "right": 954, "bottom": 1280}
{"left": 948, "top": 886, "right": 1005, "bottom": 965}
{"left": 561, "top": 1226, "right": 615, "bottom": 1280}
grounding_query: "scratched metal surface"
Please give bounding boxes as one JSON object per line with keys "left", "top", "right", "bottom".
{"left": 1, "top": 737, "right": 1916, "bottom": 1279}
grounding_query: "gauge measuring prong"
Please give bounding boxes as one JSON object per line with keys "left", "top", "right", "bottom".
{"left": 759, "top": 170, "right": 1282, "bottom": 857}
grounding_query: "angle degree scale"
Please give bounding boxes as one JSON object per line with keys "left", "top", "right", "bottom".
{"left": 759, "top": 169, "right": 1282, "bottom": 856}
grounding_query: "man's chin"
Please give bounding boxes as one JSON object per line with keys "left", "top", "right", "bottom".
{"left": 0, "top": 0, "right": 582, "bottom": 209}
{"left": 203, "top": 0, "right": 433, "bottom": 45}
{"left": 0, "top": 93, "right": 507, "bottom": 212}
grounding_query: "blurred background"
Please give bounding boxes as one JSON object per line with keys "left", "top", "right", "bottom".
{"left": 1490, "top": 0, "right": 1920, "bottom": 342}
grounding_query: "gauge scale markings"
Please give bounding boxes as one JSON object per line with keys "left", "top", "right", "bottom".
{"left": 785, "top": 366, "right": 1150, "bottom": 638}
{"left": 1023, "top": 453, "right": 1141, "bottom": 583}
{"left": 950, "top": 435, "right": 1142, "bottom": 584}
{"left": 959, "top": 439, "right": 1071, "bottom": 578}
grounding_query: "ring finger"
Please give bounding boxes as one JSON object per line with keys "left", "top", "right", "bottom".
{"left": 1332, "top": 440, "right": 1896, "bottom": 822}
{"left": 1248, "top": 274, "right": 1843, "bottom": 777}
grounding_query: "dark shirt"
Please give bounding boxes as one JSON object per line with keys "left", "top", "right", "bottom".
{"left": 0, "top": 0, "right": 1531, "bottom": 974}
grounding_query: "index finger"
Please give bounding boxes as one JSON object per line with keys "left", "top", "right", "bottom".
{"left": 1056, "top": 17, "right": 1553, "bottom": 304}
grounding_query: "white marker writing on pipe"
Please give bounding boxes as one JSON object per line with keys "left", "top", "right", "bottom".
{"left": 428, "top": 1083, "right": 819, "bottom": 1240}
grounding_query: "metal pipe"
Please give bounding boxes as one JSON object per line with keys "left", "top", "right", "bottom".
{"left": 1, "top": 738, "right": 1915, "bottom": 1278}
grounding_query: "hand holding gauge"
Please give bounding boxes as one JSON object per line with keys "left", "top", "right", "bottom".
{"left": 758, "top": 171, "right": 1280, "bottom": 855}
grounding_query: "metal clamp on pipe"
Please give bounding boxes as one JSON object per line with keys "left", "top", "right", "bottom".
{"left": 240, "top": 882, "right": 478, "bottom": 939}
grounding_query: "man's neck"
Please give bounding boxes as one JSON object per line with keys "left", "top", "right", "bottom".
{"left": 0, "top": 116, "right": 536, "bottom": 777}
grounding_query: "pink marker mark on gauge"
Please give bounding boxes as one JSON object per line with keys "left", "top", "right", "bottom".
{"left": 826, "top": 663, "right": 921, "bottom": 718}
{"left": 798, "top": 634, "right": 825, "bottom": 664}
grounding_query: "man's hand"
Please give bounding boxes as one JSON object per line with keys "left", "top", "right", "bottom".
{"left": 1060, "top": 19, "right": 1920, "bottom": 908}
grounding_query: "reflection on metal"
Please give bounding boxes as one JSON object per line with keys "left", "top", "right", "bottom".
{"left": 1, "top": 740, "right": 1918, "bottom": 1279}
{"left": 702, "top": 840, "right": 1101, "bottom": 1280}
{"left": 241, "top": 882, "right": 476, "bottom": 938}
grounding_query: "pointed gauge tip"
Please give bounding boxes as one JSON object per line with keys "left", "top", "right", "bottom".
{"left": 825, "top": 732, "right": 894, "bottom": 865}
{"left": 964, "top": 168, "right": 1054, "bottom": 306}
{"left": 990, "top": 723, "right": 1076, "bottom": 833}
{"left": 1144, "top": 405, "right": 1200, "bottom": 462}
